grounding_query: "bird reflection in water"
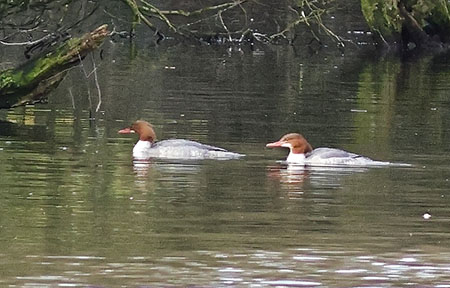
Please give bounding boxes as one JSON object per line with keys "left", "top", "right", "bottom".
{"left": 267, "top": 162, "right": 370, "bottom": 198}
{"left": 267, "top": 163, "right": 310, "bottom": 184}
{"left": 131, "top": 159, "right": 153, "bottom": 192}
{"left": 266, "top": 163, "right": 310, "bottom": 197}
{"left": 131, "top": 158, "right": 203, "bottom": 196}
{"left": 132, "top": 158, "right": 202, "bottom": 178}
{"left": 133, "top": 159, "right": 152, "bottom": 178}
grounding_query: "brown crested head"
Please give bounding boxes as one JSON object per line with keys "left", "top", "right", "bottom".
{"left": 266, "top": 133, "right": 313, "bottom": 154}
{"left": 118, "top": 120, "right": 157, "bottom": 142}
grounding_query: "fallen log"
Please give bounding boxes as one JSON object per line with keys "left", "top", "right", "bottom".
{"left": 0, "top": 24, "right": 109, "bottom": 109}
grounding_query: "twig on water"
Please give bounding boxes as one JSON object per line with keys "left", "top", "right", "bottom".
{"left": 91, "top": 54, "right": 102, "bottom": 113}
{"left": 77, "top": 52, "right": 103, "bottom": 117}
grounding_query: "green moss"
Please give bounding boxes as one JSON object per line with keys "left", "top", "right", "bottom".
{"left": 0, "top": 25, "right": 108, "bottom": 108}
{"left": 361, "top": 0, "right": 450, "bottom": 44}
{"left": 361, "top": 0, "right": 402, "bottom": 39}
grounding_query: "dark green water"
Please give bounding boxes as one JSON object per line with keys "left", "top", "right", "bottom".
{"left": 2, "top": 41, "right": 450, "bottom": 286}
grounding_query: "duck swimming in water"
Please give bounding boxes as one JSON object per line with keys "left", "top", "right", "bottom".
{"left": 266, "top": 133, "right": 393, "bottom": 166}
{"left": 119, "top": 120, "right": 244, "bottom": 160}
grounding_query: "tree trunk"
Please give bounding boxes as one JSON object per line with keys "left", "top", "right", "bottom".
{"left": 0, "top": 24, "right": 109, "bottom": 109}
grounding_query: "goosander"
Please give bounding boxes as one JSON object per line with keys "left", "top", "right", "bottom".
{"left": 266, "top": 133, "right": 392, "bottom": 166}
{"left": 118, "top": 120, "right": 244, "bottom": 160}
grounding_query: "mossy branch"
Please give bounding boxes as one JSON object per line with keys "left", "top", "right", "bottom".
{"left": 0, "top": 24, "right": 109, "bottom": 108}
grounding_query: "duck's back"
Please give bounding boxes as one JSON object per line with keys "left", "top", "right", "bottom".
{"left": 305, "top": 148, "right": 384, "bottom": 166}
{"left": 134, "top": 139, "right": 243, "bottom": 160}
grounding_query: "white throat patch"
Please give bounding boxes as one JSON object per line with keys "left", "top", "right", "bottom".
{"left": 286, "top": 152, "right": 306, "bottom": 164}
{"left": 133, "top": 140, "right": 152, "bottom": 159}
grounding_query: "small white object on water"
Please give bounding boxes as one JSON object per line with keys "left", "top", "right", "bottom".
{"left": 423, "top": 213, "right": 431, "bottom": 220}
{"left": 351, "top": 109, "right": 368, "bottom": 113}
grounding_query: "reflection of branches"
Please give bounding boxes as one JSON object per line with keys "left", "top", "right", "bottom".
{"left": 150, "top": 1, "right": 248, "bottom": 17}
{"left": 1, "top": 0, "right": 346, "bottom": 49}
{"left": 121, "top": 0, "right": 251, "bottom": 41}
{"left": 121, "top": 0, "right": 344, "bottom": 47}
{"left": 270, "top": 0, "right": 346, "bottom": 47}
{"left": 77, "top": 52, "right": 103, "bottom": 114}
{"left": 218, "top": 9, "right": 232, "bottom": 42}
{"left": 180, "top": 0, "right": 248, "bottom": 35}
{"left": 303, "top": 0, "right": 346, "bottom": 46}
{"left": 270, "top": 9, "right": 319, "bottom": 42}
{"left": 122, "top": 0, "right": 247, "bottom": 39}
{"left": 0, "top": 34, "right": 55, "bottom": 46}
{"left": 140, "top": 0, "right": 178, "bottom": 32}
{"left": 0, "top": 0, "right": 99, "bottom": 56}
{"left": 121, "top": 0, "right": 160, "bottom": 34}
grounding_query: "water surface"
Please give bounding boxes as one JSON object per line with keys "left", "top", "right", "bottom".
{"left": 1, "top": 39, "right": 450, "bottom": 286}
